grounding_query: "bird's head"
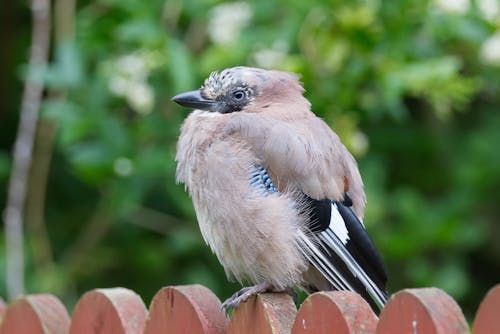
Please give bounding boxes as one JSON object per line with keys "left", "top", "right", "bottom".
{"left": 172, "top": 66, "right": 306, "bottom": 114}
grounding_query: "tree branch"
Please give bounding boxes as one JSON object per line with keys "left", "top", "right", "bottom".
{"left": 26, "top": 120, "right": 56, "bottom": 272}
{"left": 3, "top": 0, "right": 51, "bottom": 300}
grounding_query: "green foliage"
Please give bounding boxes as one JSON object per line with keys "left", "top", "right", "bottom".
{"left": 0, "top": 152, "right": 10, "bottom": 179}
{"left": 2, "top": 0, "right": 500, "bottom": 316}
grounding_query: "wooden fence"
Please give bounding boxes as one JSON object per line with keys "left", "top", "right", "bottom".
{"left": 0, "top": 284, "right": 498, "bottom": 333}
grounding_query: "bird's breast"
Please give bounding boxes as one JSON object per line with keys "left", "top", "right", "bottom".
{"left": 175, "top": 114, "right": 308, "bottom": 288}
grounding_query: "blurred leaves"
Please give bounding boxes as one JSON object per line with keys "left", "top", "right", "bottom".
{"left": 382, "top": 56, "right": 479, "bottom": 117}
{"left": 44, "top": 41, "right": 85, "bottom": 89}
{"left": 167, "top": 39, "right": 195, "bottom": 92}
{"left": 0, "top": 153, "right": 10, "bottom": 184}
{"left": 1, "top": 0, "right": 500, "bottom": 315}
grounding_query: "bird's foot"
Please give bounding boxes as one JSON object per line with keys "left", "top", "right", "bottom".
{"left": 221, "top": 282, "right": 271, "bottom": 312}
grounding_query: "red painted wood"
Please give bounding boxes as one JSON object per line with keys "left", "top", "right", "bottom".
{"left": 143, "top": 285, "right": 228, "bottom": 334}
{"left": 0, "top": 294, "right": 70, "bottom": 334}
{"left": 473, "top": 284, "right": 500, "bottom": 334}
{"left": 377, "top": 288, "right": 469, "bottom": 334}
{"left": 69, "top": 287, "right": 147, "bottom": 334}
{"left": 292, "top": 291, "right": 377, "bottom": 334}
{"left": 228, "top": 293, "right": 297, "bottom": 334}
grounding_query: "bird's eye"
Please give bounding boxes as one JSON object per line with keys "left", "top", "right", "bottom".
{"left": 232, "top": 90, "right": 246, "bottom": 101}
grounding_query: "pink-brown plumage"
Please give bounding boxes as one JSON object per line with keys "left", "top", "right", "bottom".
{"left": 174, "top": 66, "right": 386, "bottom": 312}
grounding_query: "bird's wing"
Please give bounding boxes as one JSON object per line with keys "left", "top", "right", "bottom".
{"left": 225, "top": 113, "right": 366, "bottom": 218}
{"left": 250, "top": 163, "right": 388, "bottom": 311}
{"left": 232, "top": 113, "right": 388, "bottom": 311}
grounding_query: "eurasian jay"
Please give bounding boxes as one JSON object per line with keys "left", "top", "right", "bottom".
{"left": 173, "top": 66, "right": 388, "bottom": 312}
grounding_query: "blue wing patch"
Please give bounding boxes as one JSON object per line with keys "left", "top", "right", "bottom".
{"left": 250, "top": 166, "right": 278, "bottom": 194}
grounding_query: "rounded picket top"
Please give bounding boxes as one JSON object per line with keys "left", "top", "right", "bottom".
{"left": 228, "top": 293, "right": 297, "bottom": 334}
{"left": 377, "top": 288, "right": 468, "bottom": 334}
{"left": 473, "top": 284, "right": 500, "bottom": 334}
{"left": 0, "top": 294, "right": 70, "bottom": 334}
{"left": 292, "top": 291, "right": 378, "bottom": 334}
{"left": 144, "top": 285, "right": 228, "bottom": 334}
{"left": 69, "top": 287, "right": 147, "bottom": 334}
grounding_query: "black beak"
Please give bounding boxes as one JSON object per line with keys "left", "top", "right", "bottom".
{"left": 172, "top": 90, "right": 216, "bottom": 111}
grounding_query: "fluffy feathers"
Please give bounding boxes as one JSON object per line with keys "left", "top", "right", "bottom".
{"left": 174, "top": 66, "right": 387, "bottom": 311}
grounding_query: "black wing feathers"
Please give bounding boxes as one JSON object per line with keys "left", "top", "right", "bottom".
{"left": 305, "top": 198, "right": 332, "bottom": 233}
{"left": 304, "top": 194, "right": 388, "bottom": 312}
{"left": 335, "top": 203, "right": 387, "bottom": 290}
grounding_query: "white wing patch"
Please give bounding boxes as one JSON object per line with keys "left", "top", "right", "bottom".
{"left": 298, "top": 201, "right": 388, "bottom": 310}
{"left": 329, "top": 203, "right": 350, "bottom": 244}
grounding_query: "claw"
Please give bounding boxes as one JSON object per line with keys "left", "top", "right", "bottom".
{"left": 221, "top": 282, "right": 271, "bottom": 313}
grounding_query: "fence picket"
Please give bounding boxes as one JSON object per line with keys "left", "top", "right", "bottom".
{"left": 0, "top": 294, "right": 69, "bottom": 334}
{"left": 376, "top": 288, "right": 469, "bottom": 334}
{"left": 228, "top": 293, "right": 297, "bottom": 334}
{"left": 473, "top": 284, "right": 500, "bottom": 334}
{"left": 292, "top": 291, "right": 377, "bottom": 334}
{"left": 143, "top": 285, "right": 228, "bottom": 334}
{"left": 69, "top": 287, "right": 147, "bottom": 334}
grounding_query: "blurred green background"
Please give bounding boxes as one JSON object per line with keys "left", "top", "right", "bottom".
{"left": 1, "top": 0, "right": 499, "bottom": 318}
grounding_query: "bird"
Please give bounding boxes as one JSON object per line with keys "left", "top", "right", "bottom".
{"left": 172, "top": 66, "right": 388, "bottom": 313}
